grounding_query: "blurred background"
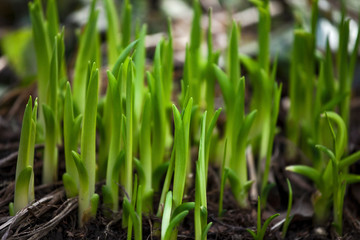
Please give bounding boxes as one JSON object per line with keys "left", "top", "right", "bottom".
{"left": 0, "top": 0, "right": 359, "bottom": 124}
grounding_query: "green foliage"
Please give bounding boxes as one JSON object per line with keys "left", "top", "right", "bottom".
{"left": 172, "top": 98, "right": 193, "bottom": 207}
{"left": 161, "top": 191, "right": 193, "bottom": 240}
{"left": 247, "top": 196, "right": 279, "bottom": 240}
{"left": 63, "top": 82, "right": 82, "bottom": 197}
{"left": 103, "top": 0, "right": 120, "bottom": 66}
{"left": 72, "top": 62, "right": 99, "bottom": 226}
{"left": 72, "top": 0, "right": 99, "bottom": 113}
{"left": 195, "top": 112, "right": 213, "bottom": 240}
{"left": 287, "top": 112, "right": 360, "bottom": 234}
{"left": 11, "top": 97, "right": 37, "bottom": 215}
{"left": 281, "top": 179, "right": 293, "bottom": 238}
{"left": 42, "top": 32, "right": 64, "bottom": 184}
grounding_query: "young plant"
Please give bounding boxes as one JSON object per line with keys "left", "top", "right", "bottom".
{"left": 148, "top": 43, "right": 168, "bottom": 181}
{"left": 205, "top": 8, "right": 220, "bottom": 122}
{"left": 161, "top": 191, "right": 194, "bottom": 240}
{"left": 123, "top": 176, "right": 143, "bottom": 240}
{"left": 195, "top": 112, "right": 213, "bottom": 240}
{"left": 42, "top": 32, "right": 64, "bottom": 184}
{"left": 72, "top": 62, "right": 99, "bottom": 227}
{"left": 287, "top": 112, "right": 360, "bottom": 234}
{"left": 260, "top": 83, "right": 282, "bottom": 199}
{"left": 172, "top": 98, "right": 193, "bottom": 208}
{"left": 72, "top": 0, "right": 99, "bottom": 113}
{"left": 28, "top": 0, "right": 51, "bottom": 137}
{"left": 124, "top": 60, "right": 135, "bottom": 200}
{"left": 103, "top": 0, "right": 120, "bottom": 67}
{"left": 102, "top": 69, "right": 123, "bottom": 212}
{"left": 62, "top": 82, "right": 82, "bottom": 198}
{"left": 156, "top": 98, "right": 193, "bottom": 237}
{"left": 9, "top": 97, "right": 38, "bottom": 215}
{"left": 97, "top": 40, "right": 138, "bottom": 179}
{"left": 286, "top": 28, "right": 316, "bottom": 159}
{"left": 247, "top": 196, "right": 279, "bottom": 240}
{"left": 281, "top": 179, "right": 293, "bottom": 239}
{"left": 138, "top": 93, "right": 154, "bottom": 212}
{"left": 337, "top": 12, "right": 360, "bottom": 133}
{"left": 213, "top": 22, "right": 257, "bottom": 207}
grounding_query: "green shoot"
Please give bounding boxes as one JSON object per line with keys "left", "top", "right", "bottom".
{"left": 218, "top": 139, "right": 228, "bottom": 217}
{"left": 287, "top": 29, "right": 316, "bottom": 159}
{"left": 102, "top": 70, "right": 123, "bottom": 212}
{"left": 139, "top": 93, "right": 153, "bottom": 212}
{"left": 287, "top": 112, "right": 360, "bottom": 234}
{"left": 10, "top": 97, "right": 38, "bottom": 215}
{"left": 337, "top": 13, "right": 360, "bottom": 132}
{"left": 42, "top": 32, "right": 64, "bottom": 184}
{"left": 103, "top": 0, "right": 120, "bottom": 66}
{"left": 260, "top": 83, "right": 282, "bottom": 197}
{"left": 98, "top": 39, "right": 138, "bottom": 180}
{"left": 172, "top": 98, "right": 193, "bottom": 207}
{"left": 281, "top": 179, "right": 293, "bottom": 239}
{"left": 73, "top": 0, "right": 99, "bottom": 113}
{"left": 161, "top": 191, "right": 193, "bottom": 240}
{"left": 28, "top": 0, "right": 51, "bottom": 137}
{"left": 213, "top": 21, "right": 258, "bottom": 208}
{"left": 195, "top": 112, "right": 212, "bottom": 240}
{"left": 63, "top": 82, "right": 82, "bottom": 198}
{"left": 124, "top": 60, "right": 135, "bottom": 200}
{"left": 148, "top": 42, "right": 168, "bottom": 179}
{"left": 121, "top": 0, "right": 132, "bottom": 48}
{"left": 72, "top": 62, "right": 99, "bottom": 227}
{"left": 123, "top": 180, "right": 143, "bottom": 240}
{"left": 247, "top": 196, "right": 279, "bottom": 240}
{"left": 205, "top": 8, "right": 220, "bottom": 121}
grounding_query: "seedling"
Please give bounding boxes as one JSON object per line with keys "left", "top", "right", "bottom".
{"left": 161, "top": 191, "right": 194, "bottom": 240}
{"left": 73, "top": 0, "right": 99, "bottom": 113}
{"left": 72, "top": 62, "right": 99, "bottom": 227}
{"left": 62, "top": 82, "right": 82, "bottom": 198}
{"left": 287, "top": 112, "right": 360, "bottom": 235}
{"left": 213, "top": 21, "right": 257, "bottom": 208}
{"left": 42, "top": 32, "right": 64, "bottom": 184}
{"left": 247, "top": 196, "right": 279, "bottom": 240}
{"left": 195, "top": 112, "right": 213, "bottom": 240}
{"left": 281, "top": 179, "right": 293, "bottom": 239}
{"left": 9, "top": 97, "right": 37, "bottom": 215}
{"left": 102, "top": 69, "right": 123, "bottom": 212}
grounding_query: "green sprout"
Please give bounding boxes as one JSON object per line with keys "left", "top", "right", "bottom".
{"left": 139, "top": 93, "right": 154, "bottom": 212}
{"left": 205, "top": 8, "right": 221, "bottom": 122}
{"left": 213, "top": 22, "right": 257, "bottom": 207}
{"left": 28, "top": 0, "right": 51, "bottom": 137}
{"left": 123, "top": 176, "right": 143, "bottom": 240}
{"left": 287, "top": 112, "right": 360, "bottom": 235}
{"left": 103, "top": 0, "right": 120, "bottom": 67}
{"left": 247, "top": 196, "right": 279, "bottom": 240}
{"left": 73, "top": 0, "right": 99, "bottom": 113}
{"left": 42, "top": 32, "right": 64, "bottom": 184}
{"left": 63, "top": 82, "right": 82, "bottom": 198}
{"left": 9, "top": 97, "right": 38, "bottom": 216}
{"left": 172, "top": 98, "right": 193, "bottom": 208}
{"left": 281, "top": 179, "right": 293, "bottom": 239}
{"left": 337, "top": 12, "right": 360, "bottom": 132}
{"left": 97, "top": 39, "right": 138, "bottom": 180}
{"left": 195, "top": 112, "right": 213, "bottom": 240}
{"left": 72, "top": 62, "right": 99, "bottom": 227}
{"left": 102, "top": 69, "right": 123, "bottom": 212}
{"left": 161, "top": 191, "right": 194, "bottom": 240}
{"left": 148, "top": 42, "right": 168, "bottom": 182}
